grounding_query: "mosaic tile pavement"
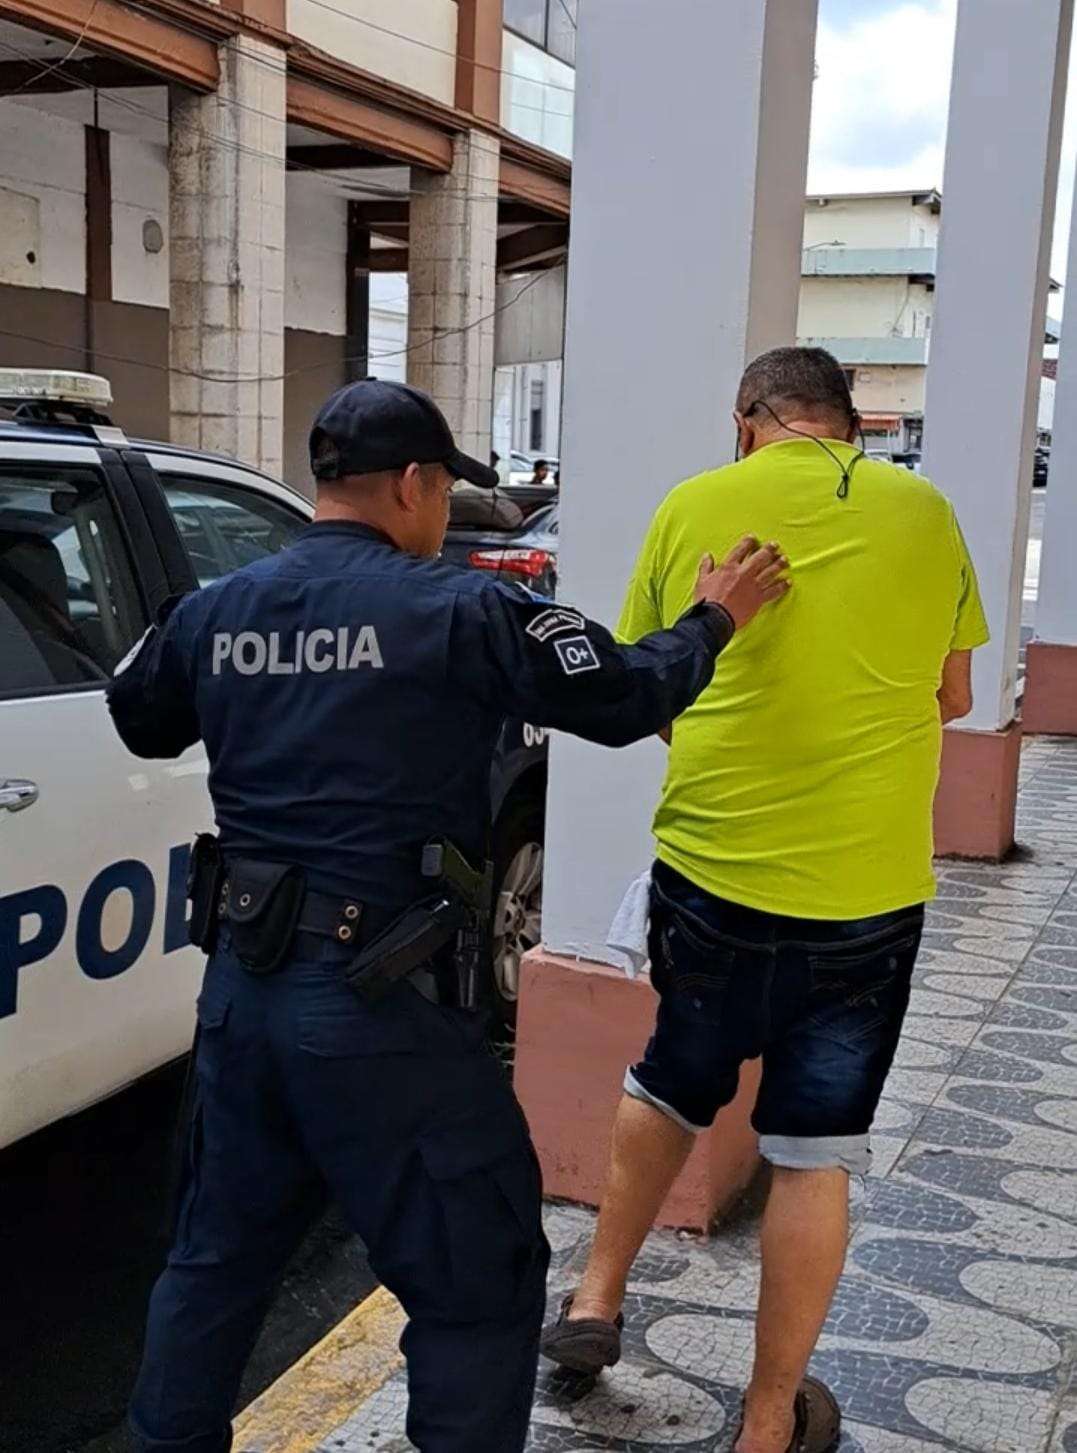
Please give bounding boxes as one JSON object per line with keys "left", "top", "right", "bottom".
{"left": 324, "top": 736, "right": 1077, "bottom": 1453}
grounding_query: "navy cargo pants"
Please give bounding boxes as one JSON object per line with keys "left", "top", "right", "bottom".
{"left": 130, "top": 935, "right": 550, "bottom": 1452}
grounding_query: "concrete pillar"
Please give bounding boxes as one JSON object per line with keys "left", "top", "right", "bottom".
{"left": 922, "top": 0, "right": 1072, "bottom": 854}
{"left": 514, "top": 0, "right": 818, "bottom": 1229}
{"left": 407, "top": 130, "right": 499, "bottom": 463}
{"left": 169, "top": 35, "right": 286, "bottom": 477}
{"left": 1026, "top": 160, "right": 1077, "bottom": 734}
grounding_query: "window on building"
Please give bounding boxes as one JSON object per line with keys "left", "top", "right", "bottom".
{"left": 529, "top": 379, "right": 546, "bottom": 453}
{"left": 547, "top": 0, "right": 577, "bottom": 65}
{"left": 505, "top": 0, "right": 577, "bottom": 65}
{"left": 842, "top": 368, "right": 857, "bottom": 392}
{"left": 505, "top": 0, "right": 546, "bottom": 46}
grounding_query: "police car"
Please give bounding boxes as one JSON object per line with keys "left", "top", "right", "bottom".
{"left": 0, "top": 370, "right": 546, "bottom": 1150}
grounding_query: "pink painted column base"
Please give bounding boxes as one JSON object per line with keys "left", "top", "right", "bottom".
{"left": 933, "top": 720, "right": 1022, "bottom": 860}
{"left": 1023, "top": 642, "right": 1077, "bottom": 735}
{"left": 514, "top": 949, "right": 762, "bottom": 1234}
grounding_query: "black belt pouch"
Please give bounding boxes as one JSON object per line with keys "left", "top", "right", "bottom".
{"left": 187, "top": 834, "right": 224, "bottom": 952}
{"left": 225, "top": 859, "right": 305, "bottom": 973}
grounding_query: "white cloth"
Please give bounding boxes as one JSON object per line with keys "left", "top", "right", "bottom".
{"left": 605, "top": 869, "right": 653, "bottom": 978}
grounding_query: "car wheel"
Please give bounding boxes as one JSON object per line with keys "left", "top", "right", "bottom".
{"left": 488, "top": 798, "right": 544, "bottom": 1030}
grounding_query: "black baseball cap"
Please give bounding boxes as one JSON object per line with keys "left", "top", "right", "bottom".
{"left": 309, "top": 379, "right": 499, "bottom": 489}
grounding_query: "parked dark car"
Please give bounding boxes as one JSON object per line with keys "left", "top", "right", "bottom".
{"left": 442, "top": 488, "right": 559, "bottom": 597}
{"left": 891, "top": 450, "right": 922, "bottom": 472}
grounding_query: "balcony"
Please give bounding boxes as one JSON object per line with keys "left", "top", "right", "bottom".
{"left": 798, "top": 336, "right": 929, "bottom": 366}
{"left": 801, "top": 247, "right": 937, "bottom": 280}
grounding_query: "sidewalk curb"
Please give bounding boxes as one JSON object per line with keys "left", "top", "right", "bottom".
{"left": 234, "top": 1287, "right": 405, "bottom": 1453}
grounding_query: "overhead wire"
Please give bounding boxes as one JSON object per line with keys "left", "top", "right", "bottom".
{"left": 116, "top": 0, "right": 577, "bottom": 103}
{"left": 4, "top": 0, "right": 104, "bottom": 98}
{"left": 0, "top": 35, "right": 569, "bottom": 206}
{"left": 0, "top": 11, "right": 568, "bottom": 385}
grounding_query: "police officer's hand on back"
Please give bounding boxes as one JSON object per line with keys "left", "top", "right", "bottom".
{"left": 693, "top": 536, "right": 790, "bottom": 629}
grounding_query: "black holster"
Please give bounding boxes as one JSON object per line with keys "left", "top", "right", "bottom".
{"left": 344, "top": 840, "right": 493, "bottom": 1007}
{"left": 186, "top": 834, "right": 224, "bottom": 952}
{"left": 343, "top": 895, "right": 469, "bottom": 1004}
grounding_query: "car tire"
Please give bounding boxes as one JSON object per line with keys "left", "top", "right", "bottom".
{"left": 486, "top": 795, "right": 545, "bottom": 1032}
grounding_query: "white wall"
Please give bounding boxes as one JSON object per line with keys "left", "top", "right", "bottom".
{"left": 501, "top": 30, "right": 574, "bottom": 158}
{"left": 0, "top": 99, "right": 85, "bottom": 293}
{"left": 111, "top": 134, "right": 169, "bottom": 309}
{"left": 798, "top": 275, "right": 933, "bottom": 338}
{"left": 495, "top": 266, "right": 565, "bottom": 364}
{"left": 921, "top": 0, "right": 1071, "bottom": 732}
{"left": 287, "top": 0, "right": 457, "bottom": 104}
{"left": 543, "top": 0, "right": 817, "bottom": 963}
{"left": 492, "top": 366, "right": 514, "bottom": 458}
{"left": 1039, "top": 371, "right": 1056, "bottom": 434}
{"left": 853, "top": 364, "right": 926, "bottom": 416}
{"left": 285, "top": 174, "right": 347, "bottom": 335}
{"left": 803, "top": 195, "right": 940, "bottom": 249}
{"left": 370, "top": 271, "right": 408, "bottom": 382}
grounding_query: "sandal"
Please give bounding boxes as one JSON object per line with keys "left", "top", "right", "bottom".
{"left": 539, "top": 1292, "right": 624, "bottom": 1373}
{"left": 732, "top": 1376, "right": 841, "bottom": 1453}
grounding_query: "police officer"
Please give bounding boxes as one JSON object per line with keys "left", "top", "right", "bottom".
{"left": 108, "top": 380, "right": 789, "bottom": 1453}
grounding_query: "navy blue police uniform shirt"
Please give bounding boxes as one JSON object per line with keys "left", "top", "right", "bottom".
{"left": 107, "top": 521, "right": 733, "bottom": 908}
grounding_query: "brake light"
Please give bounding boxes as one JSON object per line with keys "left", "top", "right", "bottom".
{"left": 468, "top": 548, "right": 553, "bottom": 579}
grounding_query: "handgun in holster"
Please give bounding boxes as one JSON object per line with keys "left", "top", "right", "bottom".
{"left": 344, "top": 838, "right": 493, "bottom": 1008}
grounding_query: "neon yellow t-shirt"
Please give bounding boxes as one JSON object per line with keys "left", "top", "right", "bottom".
{"left": 617, "top": 439, "right": 990, "bottom": 919}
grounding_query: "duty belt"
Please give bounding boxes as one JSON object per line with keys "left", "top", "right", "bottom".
{"left": 194, "top": 842, "right": 492, "bottom": 1008}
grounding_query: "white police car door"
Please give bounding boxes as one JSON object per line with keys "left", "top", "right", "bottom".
{"left": 0, "top": 445, "right": 206, "bottom": 1148}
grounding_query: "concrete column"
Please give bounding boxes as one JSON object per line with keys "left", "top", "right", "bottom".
{"left": 407, "top": 130, "right": 499, "bottom": 462}
{"left": 514, "top": 0, "right": 818, "bottom": 1229}
{"left": 1026, "top": 160, "right": 1077, "bottom": 734}
{"left": 169, "top": 35, "right": 286, "bottom": 477}
{"left": 922, "top": 0, "right": 1072, "bottom": 854}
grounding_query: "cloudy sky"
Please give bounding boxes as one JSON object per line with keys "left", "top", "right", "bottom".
{"left": 810, "top": 0, "right": 1077, "bottom": 280}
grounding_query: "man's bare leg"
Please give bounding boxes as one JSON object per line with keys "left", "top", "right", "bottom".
{"left": 735, "top": 1167, "right": 849, "bottom": 1453}
{"left": 568, "top": 1095, "right": 694, "bottom": 1322}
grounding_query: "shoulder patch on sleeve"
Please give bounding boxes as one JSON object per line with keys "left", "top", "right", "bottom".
{"left": 525, "top": 606, "right": 586, "bottom": 643}
{"left": 554, "top": 634, "right": 601, "bottom": 676}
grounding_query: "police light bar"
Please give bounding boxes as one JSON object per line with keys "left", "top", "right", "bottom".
{"left": 0, "top": 368, "right": 113, "bottom": 410}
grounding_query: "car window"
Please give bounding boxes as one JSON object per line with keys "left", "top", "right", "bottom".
{"left": 160, "top": 476, "right": 305, "bottom": 586}
{"left": 0, "top": 467, "right": 145, "bottom": 695}
{"left": 449, "top": 485, "right": 525, "bottom": 531}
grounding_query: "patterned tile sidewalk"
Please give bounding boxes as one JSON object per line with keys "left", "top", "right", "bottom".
{"left": 326, "top": 735, "right": 1077, "bottom": 1453}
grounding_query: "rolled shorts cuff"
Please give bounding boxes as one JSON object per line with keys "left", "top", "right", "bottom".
{"left": 623, "top": 1067, "right": 709, "bottom": 1134}
{"left": 759, "top": 1133, "right": 871, "bottom": 1177}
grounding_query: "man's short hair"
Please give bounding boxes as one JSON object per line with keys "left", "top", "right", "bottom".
{"left": 736, "top": 347, "right": 856, "bottom": 429}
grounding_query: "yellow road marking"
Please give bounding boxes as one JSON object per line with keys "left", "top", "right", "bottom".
{"left": 234, "top": 1287, "right": 405, "bottom": 1453}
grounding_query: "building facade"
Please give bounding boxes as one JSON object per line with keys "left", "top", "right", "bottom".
{"left": 0, "top": 0, "right": 572, "bottom": 488}
{"left": 799, "top": 188, "right": 1060, "bottom": 454}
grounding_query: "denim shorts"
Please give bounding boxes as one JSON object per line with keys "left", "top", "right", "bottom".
{"left": 625, "top": 860, "right": 924, "bottom": 1176}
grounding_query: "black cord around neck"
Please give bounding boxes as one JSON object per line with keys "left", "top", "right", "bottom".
{"left": 748, "top": 400, "right": 867, "bottom": 500}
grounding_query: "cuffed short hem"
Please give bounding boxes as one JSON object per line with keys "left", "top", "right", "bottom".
{"left": 623, "top": 1068, "right": 709, "bottom": 1134}
{"left": 759, "top": 1133, "right": 871, "bottom": 1177}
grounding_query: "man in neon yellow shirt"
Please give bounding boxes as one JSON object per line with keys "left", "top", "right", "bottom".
{"left": 541, "top": 348, "right": 989, "bottom": 1453}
